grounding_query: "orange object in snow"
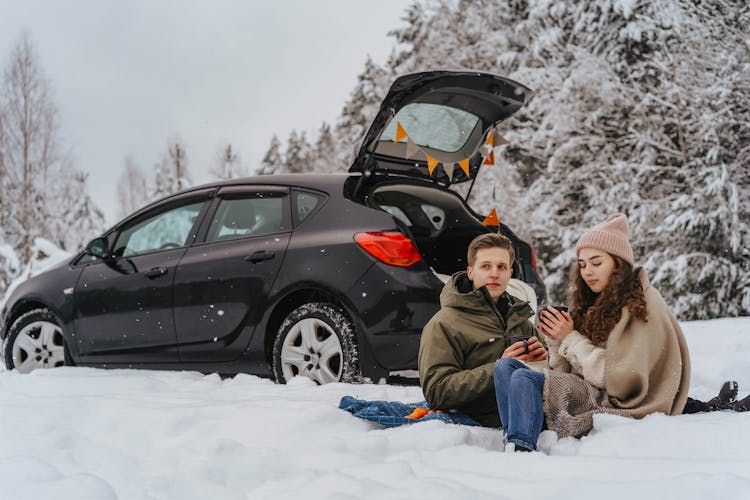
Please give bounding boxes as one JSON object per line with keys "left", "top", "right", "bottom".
{"left": 405, "top": 407, "right": 444, "bottom": 419}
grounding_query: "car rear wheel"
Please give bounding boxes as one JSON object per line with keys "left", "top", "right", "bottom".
{"left": 273, "top": 303, "right": 360, "bottom": 384}
{"left": 5, "top": 308, "right": 69, "bottom": 373}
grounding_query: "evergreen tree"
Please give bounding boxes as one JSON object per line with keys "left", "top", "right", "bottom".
{"left": 387, "top": 1, "right": 430, "bottom": 72}
{"left": 168, "top": 140, "right": 191, "bottom": 191}
{"left": 210, "top": 143, "right": 245, "bottom": 180}
{"left": 310, "top": 122, "right": 338, "bottom": 173}
{"left": 49, "top": 170, "right": 106, "bottom": 251}
{"left": 334, "top": 57, "right": 390, "bottom": 164}
{"left": 257, "top": 134, "right": 284, "bottom": 175}
{"left": 284, "top": 130, "right": 311, "bottom": 174}
{"left": 148, "top": 138, "right": 193, "bottom": 202}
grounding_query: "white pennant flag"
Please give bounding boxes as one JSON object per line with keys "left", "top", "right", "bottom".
{"left": 406, "top": 137, "right": 419, "bottom": 159}
{"left": 444, "top": 163, "right": 455, "bottom": 180}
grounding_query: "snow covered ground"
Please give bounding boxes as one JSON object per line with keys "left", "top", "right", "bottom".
{"left": 1, "top": 317, "right": 749, "bottom": 500}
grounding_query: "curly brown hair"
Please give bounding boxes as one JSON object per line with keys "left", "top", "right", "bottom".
{"left": 568, "top": 255, "right": 648, "bottom": 346}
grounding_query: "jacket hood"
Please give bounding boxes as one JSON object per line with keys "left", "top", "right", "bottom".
{"left": 440, "top": 271, "right": 534, "bottom": 327}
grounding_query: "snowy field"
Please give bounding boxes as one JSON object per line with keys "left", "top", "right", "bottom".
{"left": 1, "top": 317, "right": 749, "bottom": 500}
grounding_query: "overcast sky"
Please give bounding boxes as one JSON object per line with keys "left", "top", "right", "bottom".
{"left": 0, "top": 0, "right": 410, "bottom": 224}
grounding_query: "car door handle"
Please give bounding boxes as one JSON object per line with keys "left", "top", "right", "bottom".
{"left": 244, "top": 251, "right": 275, "bottom": 263}
{"left": 144, "top": 267, "right": 168, "bottom": 278}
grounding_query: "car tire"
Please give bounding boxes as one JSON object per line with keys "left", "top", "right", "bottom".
{"left": 5, "top": 308, "right": 69, "bottom": 373}
{"left": 273, "top": 303, "right": 360, "bottom": 384}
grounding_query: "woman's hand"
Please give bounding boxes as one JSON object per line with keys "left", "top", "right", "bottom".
{"left": 538, "top": 307, "right": 574, "bottom": 341}
{"left": 502, "top": 336, "right": 547, "bottom": 362}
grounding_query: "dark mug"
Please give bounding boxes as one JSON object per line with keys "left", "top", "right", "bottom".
{"left": 507, "top": 334, "right": 533, "bottom": 353}
{"left": 538, "top": 305, "right": 568, "bottom": 325}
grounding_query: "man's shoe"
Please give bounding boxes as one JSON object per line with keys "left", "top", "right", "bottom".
{"left": 504, "top": 442, "right": 532, "bottom": 453}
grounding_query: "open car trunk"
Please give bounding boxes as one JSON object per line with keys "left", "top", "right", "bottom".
{"left": 349, "top": 71, "right": 532, "bottom": 186}
{"left": 368, "top": 181, "right": 518, "bottom": 275}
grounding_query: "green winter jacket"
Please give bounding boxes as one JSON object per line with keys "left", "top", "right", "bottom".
{"left": 418, "top": 272, "right": 540, "bottom": 427}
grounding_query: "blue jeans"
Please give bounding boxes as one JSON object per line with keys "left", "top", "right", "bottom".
{"left": 493, "top": 358, "right": 545, "bottom": 451}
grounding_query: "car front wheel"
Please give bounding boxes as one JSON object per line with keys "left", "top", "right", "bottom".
{"left": 5, "top": 308, "right": 68, "bottom": 373}
{"left": 273, "top": 303, "right": 360, "bottom": 384}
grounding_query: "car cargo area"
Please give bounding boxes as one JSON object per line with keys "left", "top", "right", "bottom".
{"left": 369, "top": 182, "right": 508, "bottom": 276}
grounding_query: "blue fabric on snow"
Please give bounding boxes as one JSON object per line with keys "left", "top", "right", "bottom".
{"left": 338, "top": 396, "right": 481, "bottom": 427}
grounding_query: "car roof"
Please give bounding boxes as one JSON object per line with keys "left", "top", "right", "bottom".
{"left": 190, "top": 173, "right": 355, "bottom": 193}
{"left": 115, "top": 172, "right": 455, "bottom": 230}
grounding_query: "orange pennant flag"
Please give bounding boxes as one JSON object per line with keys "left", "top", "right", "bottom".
{"left": 482, "top": 208, "right": 499, "bottom": 226}
{"left": 458, "top": 158, "right": 470, "bottom": 176}
{"left": 426, "top": 155, "right": 439, "bottom": 175}
{"left": 482, "top": 149, "right": 495, "bottom": 165}
{"left": 395, "top": 121, "right": 408, "bottom": 143}
{"left": 487, "top": 131, "right": 494, "bottom": 147}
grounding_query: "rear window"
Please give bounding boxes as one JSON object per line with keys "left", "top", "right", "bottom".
{"left": 378, "top": 103, "right": 481, "bottom": 153}
{"left": 205, "top": 192, "right": 287, "bottom": 242}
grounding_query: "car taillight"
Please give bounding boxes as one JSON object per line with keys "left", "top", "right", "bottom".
{"left": 354, "top": 232, "right": 422, "bottom": 267}
{"left": 529, "top": 245, "right": 538, "bottom": 269}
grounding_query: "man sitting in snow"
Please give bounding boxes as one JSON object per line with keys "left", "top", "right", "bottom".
{"left": 418, "top": 233, "right": 547, "bottom": 427}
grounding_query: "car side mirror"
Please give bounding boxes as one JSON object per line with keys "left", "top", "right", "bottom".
{"left": 86, "top": 237, "right": 111, "bottom": 259}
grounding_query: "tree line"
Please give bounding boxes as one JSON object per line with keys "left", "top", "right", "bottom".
{"left": 116, "top": 141, "right": 249, "bottom": 221}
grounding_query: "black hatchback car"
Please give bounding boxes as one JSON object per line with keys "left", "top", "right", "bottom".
{"left": 1, "top": 71, "right": 545, "bottom": 383}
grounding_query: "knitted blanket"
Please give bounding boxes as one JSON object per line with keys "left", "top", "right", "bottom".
{"left": 543, "top": 370, "right": 629, "bottom": 438}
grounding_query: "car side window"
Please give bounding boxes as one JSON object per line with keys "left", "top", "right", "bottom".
{"left": 206, "top": 192, "right": 287, "bottom": 242}
{"left": 112, "top": 201, "right": 205, "bottom": 258}
{"left": 293, "top": 190, "right": 325, "bottom": 225}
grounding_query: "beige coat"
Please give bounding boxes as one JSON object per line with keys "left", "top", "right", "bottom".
{"left": 543, "top": 270, "right": 691, "bottom": 438}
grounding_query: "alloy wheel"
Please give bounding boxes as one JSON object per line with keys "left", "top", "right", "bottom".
{"left": 279, "top": 317, "right": 343, "bottom": 384}
{"left": 12, "top": 320, "right": 66, "bottom": 373}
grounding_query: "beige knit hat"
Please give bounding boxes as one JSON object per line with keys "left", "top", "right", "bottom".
{"left": 575, "top": 213, "right": 634, "bottom": 265}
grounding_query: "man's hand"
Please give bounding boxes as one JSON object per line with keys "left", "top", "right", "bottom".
{"left": 502, "top": 336, "right": 547, "bottom": 362}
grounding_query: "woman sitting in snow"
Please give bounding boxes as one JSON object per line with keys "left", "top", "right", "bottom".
{"left": 493, "top": 213, "right": 691, "bottom": 452}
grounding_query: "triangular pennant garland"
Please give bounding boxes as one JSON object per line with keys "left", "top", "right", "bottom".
{"left": 426, "top": 155, "right": 439, "bottom": 175}
{"left": 387, "top": 122, "right": 511, "bottom": 179}
{"left": 395, "top": 121, "right": 408, "bottom": 143}
{"left": 483, "top": 149, "right": 495, "bottom": 166}
{"left": 494, "top": 132, "right": 510, "bottom": 146}
{"left": 405, "top": 137, "right": 419, "bottom": 159}
{"left": 444, "top": 162, "right": 455, "bottom": 180}
{"left": 482, "top": 208, "right": 500, "bottom": 226}
{"left": 458, "top": 159, "right": 470, "bottom": 177}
